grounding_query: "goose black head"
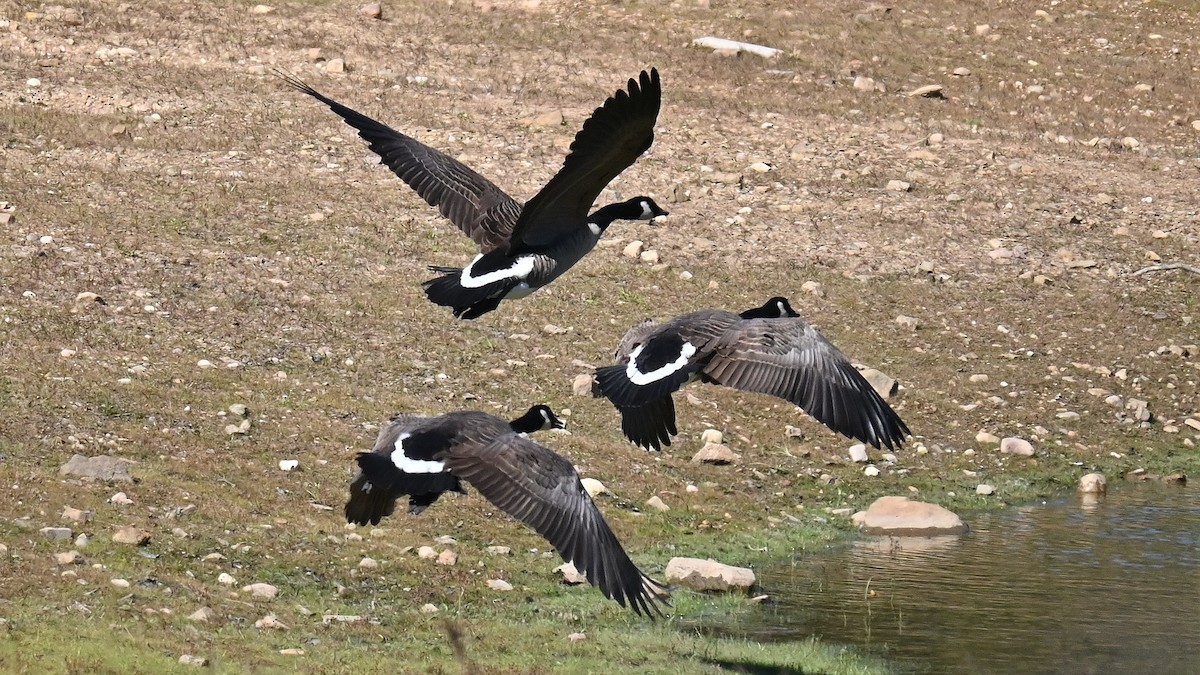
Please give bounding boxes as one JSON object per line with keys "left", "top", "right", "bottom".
{"left": 511, "top": 404, "right": 567, "bottom": 433}
{"left": 590, "top": 197, "right": 669, "bottom": 230}
{"left": 632, "top": 196, "right": 669, "bottom": 220}
{"left": 740, "top": 296, "right": 799, "bottom": 320}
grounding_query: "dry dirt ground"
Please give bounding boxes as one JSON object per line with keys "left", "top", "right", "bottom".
{"left": 1, "top": 0, "right": 1198, "bottom": 672}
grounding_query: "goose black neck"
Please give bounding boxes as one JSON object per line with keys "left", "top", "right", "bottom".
{"left": 509, "top": 407, "right": 547, "bottom": 434}
{"left": 588, "top": 200, "right": 641, "bottom": 229}
{"left": 740, "top": 297, "right": 798, "bottom": 319}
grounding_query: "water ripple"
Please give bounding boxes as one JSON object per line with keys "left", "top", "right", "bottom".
{"left": 740, "top": 484, "right": 1200, "bottom": 674}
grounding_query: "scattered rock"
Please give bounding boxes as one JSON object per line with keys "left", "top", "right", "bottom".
{"left": 179, "top": 655, "right": 209, "bottom": 667}
{"left": 218, "top": 573, "right": 237, "bottom": 585}
{"left": 691, "top": 442, "right": 740, "bottom": 465}
{"left": 61, "top": 507, "right": 92, "bottom": 523}
{"left": 59, "top": 454, "right": 133, "bottom": 481}
{"left": 436, "top": 549, "right": 457, "bottom": 566}
{"left": 572, "top": 373, "right": 596, "bottom": 397}
{"left": 359, "top": 2, "right": 383, "bottom": 19}
{"left": 1000, "top": 437, "right": 1036, "bottom": 456}
{"left": 74, "top": 534, "right": 88, "bottom": 547}
{"left": 280, "top": 648, "right": 305, "bottom": 655}
{"left": 976, "top": 431, "right": 999, "bottom": 444}
{"left": 322, "top": 614, "right": 364, "bottom": 625}
{"left": 420, "top": 603, "right": 439, "bottom": 614}
{"left": 255, "top": 614, "right": 288, "bottom": 630}
{"left": 418, "top": 546, "right": 437, "bottom": 559}
{"left": 853, "top": 76, "right": 876, "bottom": 91}
{"left": 278, "top": 459, "right": 300, "bottom": 471}
{"left": 40, "top": 527, "right": 73, "bottom": 541}
{"left": 325, "top": 58, "right": 346, "bottom": 74}
{"left": 435, "top": 535, "right": 457, "bottom": 545}
{"left": 907, "top": 84, "right": 944, "bottom": 98}
{"left": 646, "top": 495, "right": 670, "bottom": 511}
{"left": 580, "top": 478, "right": 612, "bottom": 498}
{"left": 110, "top": 492, "right": 134, "bottom": 505}
{"left": 895, "top": 315, "right": 920, "bottom": 330}
{"left": 686, "top": 484, "right": 699, "bottom": 493}
{"left": 976, "top": 484, "right": 996, "bottom": 495}
{"left": 112, "top": 527, "right": 150, "bottom": 546}
{"left": 1125, "top": 398, "right": 1152, "bottom": 422}
{"left": 863, "top": 465, "right": 881, "bottom": 477}
{"left": 250, "top": 4, "right": 275, "bottom": 14}
{"left": 848, "top": 444, "right": 869, "bottom": 463}
{"left": 486, "top": 546, "right": 511, "bottom": 556}
{"left": 700, "top": 428, "right": 723, "bottom": 444}
{"left": 188, "top": 607, "right": 215, "bottom": 622}
{"left": 801, "top": 280, "right": 824, "bottom": 297}
{"left": 1078, "top": 473, "right": 1107, "bottom": 494}
{"left": 857, "top": 367, "right": 899, "bottom": 399}
{"left": 567, "top": 631, "right": 587, "bottom": 642}
{"left": 487, "top": 579, "right": 513, "bottom": 591}
{"left": 952, "top": 67, "right": 971, "bottom": 77}
{"left": 853, "top": 496, "right": 968, "bottom": 536}
{"left": 53, "top": 550, "right": 83, "bottom": 565}
{"left": 525, "top": 110, "right": 564, "bottom": 128}
{"left": 358, "top": 557, "right": 379, "bottom": 569}
{"left": 555, "top": 562, "right": 588, "bottom": 584}
{"left": 622, "top": 240, "right": 644, "bottom": 259}
{"left": 242, "top": 582, "right": 279, "bottom": 599}
{"left": 886, "top": 179, "right": 911, "bottom": 192}
{"left": 665, "top": 557, "right": 756, "bottom": 592}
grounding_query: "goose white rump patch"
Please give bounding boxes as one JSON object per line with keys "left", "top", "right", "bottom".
{"left": 626, "top": 342, "right": 697, "bottom": 386}
{"left": 460, "top": 254, "right": 535, "bottom": 289}
{"left": 390, "top": 433, "right": 445, "bottom": 473}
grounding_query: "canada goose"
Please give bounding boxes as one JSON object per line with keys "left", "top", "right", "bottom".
{"left": 594, "top": 297, "right": 911, "bottom": 452}
{"left": 345, "top": 404, "right": 668, "bottom": 617}
{"left": 277, "top": 69, "right": 668, "bottom": 319}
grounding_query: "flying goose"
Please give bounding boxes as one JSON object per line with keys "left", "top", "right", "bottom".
{"left": 594, "top": 297, "right": 911, "bottom": 452}
{"left": 277, "top": 69, "right": 668, "bottom": 319}
{"left": 345, "top": 404, "right": 668, "bottom": 617}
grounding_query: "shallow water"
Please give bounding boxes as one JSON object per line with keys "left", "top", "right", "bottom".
{"left": 740, "top": 484, "right": 1200, "bottom": 674}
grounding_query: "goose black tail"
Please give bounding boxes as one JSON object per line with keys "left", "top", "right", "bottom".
{"left": 423, "top": 272, "right": 508, "bottom": 319}
{"left": 345, "top": 453, "right": 462, "bottom": 525}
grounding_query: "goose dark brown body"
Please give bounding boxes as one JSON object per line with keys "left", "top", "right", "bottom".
{"left": 345, "top": 406, "right": 668, "bottom": 617}
{"left": 595, "top": 298, "right": 911, "bottom": 452}
{"left": 278, "top": 69, "right": 666, "bottom": 319}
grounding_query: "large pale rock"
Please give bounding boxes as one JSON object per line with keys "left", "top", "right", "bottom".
{"left": 857, "top": 367, "right": 899, "bottom": 399}
{"left": 665, "top": 557, "right": 756, "bottom": 592}
{"left": 112, "top": 527, "right": 150, "bottom": 545}
{"left": 645, "top": 495, "right": 669, "bottom": 511}
{"left": 1000, "top": 437, "right": 1036, "bottom": 456}
{"left": 59, "top": 454, "right": 133, "bottom": 481}
{"left": 571, "top": 373, "right": 596, "bottom": 397}
{"left": 555, "top": 561, "right": 587, "bottom": 585}
{"left": 691, "top": 442, "right": 739, "bottom": 465}
{"left": 580, "top": 478, "right": 612, "bottom": 498}
{"left": 1078, "top": 472, "right": 1107, "bottom": 494}
{"left": 242, "top": 582, "right": 279, "bottom": 599}
{"left": 62, "top": 507, "right": 92, "bottom": 523}
{"left": 854, "top": 496, "right": 967, "bottom": 536}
